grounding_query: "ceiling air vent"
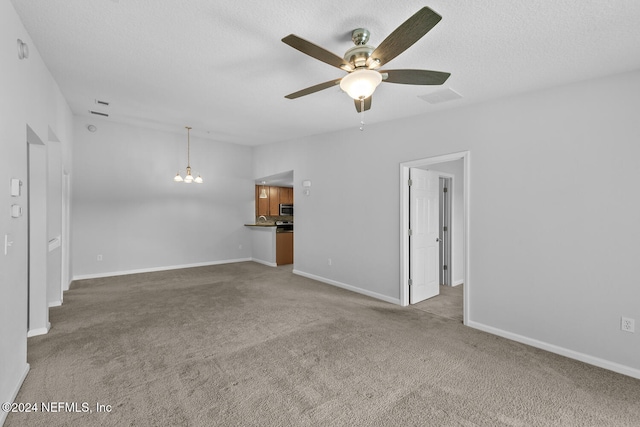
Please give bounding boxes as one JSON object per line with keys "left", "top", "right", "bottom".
{"left": 89, "top": 110, "right": 109, "bottom": 117}
{"left": 418, "top": 88, "right": 462, "bottom": 104}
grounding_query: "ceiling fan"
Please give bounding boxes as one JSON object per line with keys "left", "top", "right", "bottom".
{"left": 282, "top": 7, "right": 451, "bottom": 113}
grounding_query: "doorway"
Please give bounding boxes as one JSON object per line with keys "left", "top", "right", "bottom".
{"left": 27, "top": 126, "right": 49, "bottom": 336}
{"left": 399, "top": 151, "right": 470, "bottom": 324}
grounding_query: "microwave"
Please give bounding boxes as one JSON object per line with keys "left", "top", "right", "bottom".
{"left": 279, "top": 204, "right": 293, "bottom": 216}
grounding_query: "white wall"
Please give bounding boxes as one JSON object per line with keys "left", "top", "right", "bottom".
{"left": 249, "top": 226, "right": 277, "bottom": 267}
{"left": 253, "top": 70, "right": 640, "bottom": 378}
{"left": 71, "top": 120, "right": 255, "bottom": 278}
{"left": 0, "top": 0, "right": 74, "bottom": 422}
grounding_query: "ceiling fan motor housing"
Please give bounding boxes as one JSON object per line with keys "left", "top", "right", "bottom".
{"left": 344, "top": 44, "right": 375, "bottom": 69}
{"left": 351, "top": 28, "right": 370, "bottom": 45}
{"left": 345, "top": 28, "right": 377, "bottom": 69}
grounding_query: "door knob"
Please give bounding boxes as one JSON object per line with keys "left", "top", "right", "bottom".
{"left": 436, "top": 237, "right": 442, "bottom": 243}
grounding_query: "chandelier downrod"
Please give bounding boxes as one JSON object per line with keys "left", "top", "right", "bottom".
{"left": 186, "top": 126, "right": 191, "bottom": 168}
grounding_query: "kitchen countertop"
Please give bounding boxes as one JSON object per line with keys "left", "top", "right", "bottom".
{"left": 244, "top": 223, "right": 276, "bottom": 227}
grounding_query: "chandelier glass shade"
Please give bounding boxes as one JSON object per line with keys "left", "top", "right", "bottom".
{"left": 259, "top": 181, "right": 268, "bottom": 198}
{"left": 339, "top": 69, "right": 382, "bottom": 100}
{"left": 174, "top": 126, "right": 203, "bottom": 184}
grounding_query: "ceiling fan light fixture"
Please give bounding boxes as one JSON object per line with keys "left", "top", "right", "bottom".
{"left": 282, "top": 7, "right": 449, "bottom": 113}
{"left": 340, "top": 69, "right": 382, "bottom": 100}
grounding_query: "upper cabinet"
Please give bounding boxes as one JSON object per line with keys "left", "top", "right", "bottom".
{"left": 269, "top": 186, "right": 280, "bottom": 216}
{"left": 255, "top": 185, "right": 294, "bottom": 216}
{"left": 256, "top": 186, "right": 270, "bottom": 216}
{"left": 279, "top": 187, "right": 293, "bottom": 204}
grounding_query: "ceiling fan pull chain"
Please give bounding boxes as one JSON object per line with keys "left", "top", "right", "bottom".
{"left": 359, "top": 98, "right": 365, "bottom": 131}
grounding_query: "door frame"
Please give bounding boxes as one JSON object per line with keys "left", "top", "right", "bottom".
{"left": 62, "top": 171, "right": 71, "bottom": 292}
{"left": 27, "top": 126, "right": 50, "bottom": 336}
{"left": 399, "top": 151, "right": 470, "bottom": 323}
{"left": 439, "top": 174, "right": 454, "bottom": 287}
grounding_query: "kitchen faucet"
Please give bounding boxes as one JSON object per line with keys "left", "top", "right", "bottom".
{"left": 258, "top": 215, "right": 267, "bottom": 223}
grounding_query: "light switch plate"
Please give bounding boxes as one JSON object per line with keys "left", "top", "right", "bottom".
{"left": 11, "top": 204, "right": 22, "bottom": 218}
{"left": 11, "top": 178, "right": 22, "bottom": 197}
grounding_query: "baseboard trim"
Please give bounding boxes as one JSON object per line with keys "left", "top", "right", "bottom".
{"left": 292, "top": 270, "right": 401, "bottom": 305}
{"left": 71, "top": 258, "right": 253, "bottom": 281}
{"left": 27, "top": 322, "right": 51, "bottom": 337}
{"left": 251, "top": 258, "right": 277, "bottom": 267}
{"left": 48, "top": 300, "right": 62, "bottom": 308}
{"left": 467, "top": 320, "right": 640, "bottom": 380}
{"left": 453, "top": 279, "right": 464, "bottom": 286}
{"left": 0, "top": 363, "right": 30, "bottom": 426}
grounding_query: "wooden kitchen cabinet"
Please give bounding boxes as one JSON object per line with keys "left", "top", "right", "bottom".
{"left": 269, "top": 186, "right": 280, "bottom": 216}
{"left": 255, "top": 185, "right": 294, "bottom": 216}
{"left": 276, "top": 232, "right": 294, "bottom": 265}
{"left": 255, "top": 185, "right": 270, "bottom": 216}
{"left": 279, "top": 187, "right": 293, "bottom": 204}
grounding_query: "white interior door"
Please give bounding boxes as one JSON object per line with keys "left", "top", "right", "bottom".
{"left": 409, "top": 168, "right": 440, "bottom": 304}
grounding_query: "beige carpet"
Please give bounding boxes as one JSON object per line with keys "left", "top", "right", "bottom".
{"left": 413, "top": 284, "right": 464, "bottom": 322}
{"left": 7, "top": 262, "right": 640, "bottom": 426}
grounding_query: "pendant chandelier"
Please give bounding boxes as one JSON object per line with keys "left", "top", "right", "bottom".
{"left": 173, "top": 126, "right": 203, "bottom": 184}
{"left": 259, "top": 181, "right": 268, "bottom": 198}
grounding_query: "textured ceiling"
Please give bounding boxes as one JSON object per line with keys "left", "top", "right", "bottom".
{"left": 10, "top": 0, "right": 640, "bottom": 146}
